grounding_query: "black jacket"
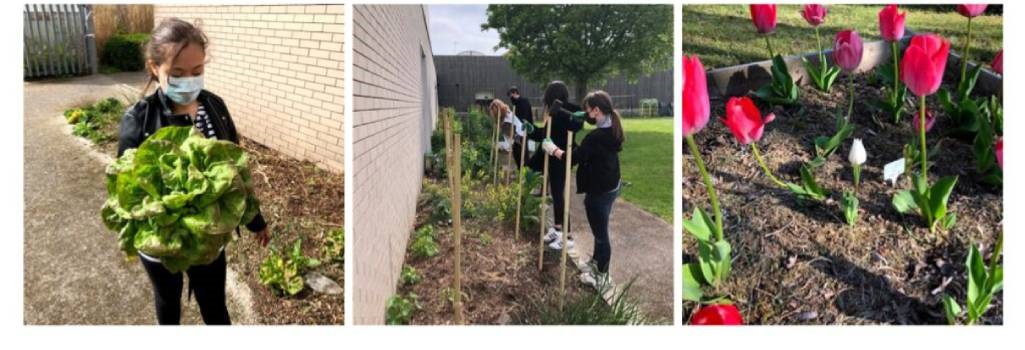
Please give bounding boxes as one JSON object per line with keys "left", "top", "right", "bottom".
{"left": 526, "top": 102, "right": 584, "bottom": 172}
{"left": 573, "top": 126, "right": 622, "bottom": 194}
{"left": 511, "top": 96, "right": 533, "bottom": 124}
{"left": 117, "top": 88, "right": 268, "bottom": 233}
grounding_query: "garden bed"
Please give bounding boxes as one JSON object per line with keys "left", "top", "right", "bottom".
{"left": 682, "top": 72, "right": 1002, "bottom": 324}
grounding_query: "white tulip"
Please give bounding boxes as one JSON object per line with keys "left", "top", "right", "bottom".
{"left": 849, "top": 139, "right": 866, "bottom": 166}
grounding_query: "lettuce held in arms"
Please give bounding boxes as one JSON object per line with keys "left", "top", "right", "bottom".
{"left": 101, "top": 126, "right": 260, "bottom": 272}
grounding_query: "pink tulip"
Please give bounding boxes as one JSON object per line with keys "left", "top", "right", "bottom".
{"left": 901, "top": 34, "right": 950, "bottom": 97}
{"left": 913, "top": 109, "right": 936, "bottom": 133}
{"left": 878, "top": 5, "right": 906, "bottom": 42}
{"left": 996, "top": 138, "right": 1003, "bottom": 169}
{"left": 750, "top": 4, "right": 778, "bottom": 34}
{"left": 682, "top": 56, "right": 710, "bottom": 137}
{"left": 957, "top": 4, "right": 988, "bottom": 18}
{"left": 801, "top": 4, "right": 827, "bottom": 27}
{"left": 722, "top": 96, "right": 775, "bottom": 145}
{"left": 992, "top": 49, "right": 1003, "bottom": 75}
{"left": 833, "top": 30, "right": 864, "bottom": 72}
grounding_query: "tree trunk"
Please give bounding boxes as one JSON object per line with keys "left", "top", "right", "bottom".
{"left": 574, "top": 79, "right": 588, "bottom": 103}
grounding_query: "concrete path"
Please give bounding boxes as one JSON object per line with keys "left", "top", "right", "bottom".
{"left": 563, "top": 182, "right": 674, "bottom": 323}
{"left": 23, "top": 72, "right": 255, "bottom": 325}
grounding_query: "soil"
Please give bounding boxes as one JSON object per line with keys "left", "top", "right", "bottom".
{"left": 397, "top": 177, "right": 585, "bottom": 325}
{"left": 682, "top": 72, "right": 1003, "bottom": 325}
{"left": 228, "top": 138, "right": 345, "bottom": 325}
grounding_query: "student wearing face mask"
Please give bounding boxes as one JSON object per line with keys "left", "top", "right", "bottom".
{"left": 541, "top": 90, "right": 624, "bottom": 290}
{"left": 117, "top": 18, "right": 271, "bottom": 325}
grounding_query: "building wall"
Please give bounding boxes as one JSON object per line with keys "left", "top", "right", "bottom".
{"left": 351, "top": 4, "right": 436, "bottom": 325}
{"left": 154, "top": 5, "right": 344, "bottom": 171}
{"left": 434, "top": 55, "right": 673, "bottom": 113}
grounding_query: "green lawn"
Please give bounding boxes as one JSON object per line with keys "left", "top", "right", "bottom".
{"left": 683, "top": 4, "right": 1003, "bottom": 68}
{"left": 579, "top": 117, "right": 673, "bottom": 222}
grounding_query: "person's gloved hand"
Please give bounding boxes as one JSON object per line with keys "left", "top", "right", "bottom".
{"left": 522, "top": 122, "right": 536, "bottom": 135}
{"left": 570, "top": 111, "right": 587, "bottom": 123}
{"left": 542, "top": 138, "right": 561, "bottom": 156}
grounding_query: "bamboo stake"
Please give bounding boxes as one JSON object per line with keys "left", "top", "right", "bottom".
{"left": 537, "top": 111, "right": 551, "bottom": 272}
{"left": 505, "top": 109, "right": 515, "bottom": 184}
{"left": 445, "top": 110, "right": 465, "bottom": 325}
{"left": 514, "top": 130, "right": 528, "bottom": 241}
{"left": 559, "top": 130, "right": 573, "bottom": 312}
{"left": 490, "top": 108, "right": 500, "bottom": 186}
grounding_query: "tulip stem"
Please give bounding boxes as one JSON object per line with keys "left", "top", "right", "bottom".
{"left": 751, "top": 143, "right": 787, "bottom": 189}
{"left": 686, "top": 134, "right": 723, "bottom": 241}
{"left": 960, "top": 17, "right": 974, "bottom": 88}
{"left": 852, "top": 164, "right": 862, "bottom": 194}
{"left": 846, "top": 74, "right": 856, "bottom": 121}
{"left": 892, "top": 40, "right": 902, "bottom": 123}
{"left": 918, "top": 95, "right": 928, "bottom": 179}
{"left": 815, "top": 26, "right": 826, "bottom": 74}
{"left": 764, "top": 34, "right": 776, "bottom": 59}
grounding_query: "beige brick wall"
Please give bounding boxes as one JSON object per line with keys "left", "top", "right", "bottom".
{"left": 154, "top": 5, "right": 344, "bottom": 171}
{"left": 352, "top": 4, "right": 437, "bottom": 325}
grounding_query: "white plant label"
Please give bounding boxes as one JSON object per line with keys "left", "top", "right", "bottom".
{"left": 883, "top": 158, "right": 905, "bottom": 186}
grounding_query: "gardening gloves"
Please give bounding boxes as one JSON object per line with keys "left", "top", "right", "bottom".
{"left": 548, "top": 99, "right": 588, "bottom": 123}
{"left": 503, "top": 112, "right": 535, "bottom": 137}
{"left": 542, "top": 138, "right": 562, "bottom": 157}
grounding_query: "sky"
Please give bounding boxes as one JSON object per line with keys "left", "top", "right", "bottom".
{"left": 427, "top": 5, "right": 506, "bottom": 56}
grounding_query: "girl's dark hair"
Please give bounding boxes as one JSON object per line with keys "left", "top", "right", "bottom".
{"left": 542, "top": 80, "right": 570, "bottom": 109}
{"left": 142, "top": 18, "right": 208, "bottom": 96}
{"left": 582, "top": 90, "right": 625, "bottom": 144}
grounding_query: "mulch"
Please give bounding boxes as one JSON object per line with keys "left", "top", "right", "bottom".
{"left": 683, "top": 72, "right": 1003, "bottom": 324}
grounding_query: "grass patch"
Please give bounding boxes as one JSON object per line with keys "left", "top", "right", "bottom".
{"left": 580, "top": 117, "right": 673, "bottom": 222}
{"left": 683, "top": 4, "right": 1003, "bottom": 68}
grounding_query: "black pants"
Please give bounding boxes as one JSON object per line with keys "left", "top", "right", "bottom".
{"left": 584, "top": 187, "right": 619, "bottom": 273}
{"left": 139, "top": 251, "right": 231, "bottom": 325}
{"left": 549, "top": 159, "right": 568, "bottom": 230}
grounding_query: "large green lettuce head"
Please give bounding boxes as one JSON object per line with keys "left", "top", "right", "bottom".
{"left": 101, "top": 126, "right": 261, "bottom": 272}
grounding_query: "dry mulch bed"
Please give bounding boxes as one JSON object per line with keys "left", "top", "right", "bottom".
{"left": 683, "top": 73, "right": 1002, "bottom": 325}
{"left": 398, "top": 177, "right": 584, "bottom": 325}
{"left": 227, "top": 138, "right": 344, "bottom": 325}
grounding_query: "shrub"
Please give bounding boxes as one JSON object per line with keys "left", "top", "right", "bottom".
{"left": 102, "top": 33, "right": 150, "bottom": 72}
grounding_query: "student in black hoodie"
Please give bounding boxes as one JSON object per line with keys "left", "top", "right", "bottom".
{"left": 541, "top": 90, "right": 623, "bottom": 289}
{"left": 527, "top": 81, "right": 584, "bottom": 251}
{"left": 118, "top": 18, "right": 271, "bottom": 325}
{"left": 507, "top": 86, "right": 533, "bottom": 124}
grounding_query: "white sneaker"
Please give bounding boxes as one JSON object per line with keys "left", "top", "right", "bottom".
{"left": 580, "top": 269, "right": 612, "bottom": 289}
{"left": 548, "top": 236, "right": 574, "bottom": 250}
{"left": 543, "top": 227, "right": 562, "bottom": 243}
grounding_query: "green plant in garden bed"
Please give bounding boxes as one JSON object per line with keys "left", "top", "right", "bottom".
{"left": 400, "top": 265, "right": 421, "bottom": 286}
{"left": 527, "top": 281, "right": 648, "bottom": 325}
{"left": 65, "top": 97, "right": 124, "bottom": 144}
{"left": 944, "top": 233, "right": 1003, "bottom": 325}
{"left": 322, "top": 228, "right": 344, "bottom": 263}
{"left": 259, "top": 238, "right": 321, "bottom": 296}
{"left": 386, "top": 292, "right": 421, "bottom": 325}
{"left": 101, "top": 126, "right": 261, "bottom": 272}
{"left": 410, "top": 224, "right": 440, "bottom": 259}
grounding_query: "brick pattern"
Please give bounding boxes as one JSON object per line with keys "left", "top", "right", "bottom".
{"left": 153, "top": 5, "right": 344, "bottom": 171}
{"left": 351, "top": 4, "right": 436, "bottom": 325}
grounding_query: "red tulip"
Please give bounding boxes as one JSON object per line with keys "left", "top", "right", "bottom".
{"left": 722, "top": 96, "right": 775, "bottom": 145}
{"left": 682, "top": 55, "right": 710, "bottom": 137}
{"left": 750, "top": 4, "right": 778, "bottom": 34}
{"left": 901, "top": 34, "right": 950, "bottom": 97}
{"left": 992, "top": 49, "right": 1003, "bottom": 75}
{"left": 878, "top": 4, "right": 906, "bottom": 42}
{"left": 801, "top": 4, "right": 827, "bottom": 27}
{"left": 957, "top": 4, "right": 988, "bottom": 18}
{"left": 833, "top": 30, "right": 864, "bottom": 72}
{"left": 913, "top": 109, "right": 936, "bottom": 133}
{"left": 996, "top": 138, "right": 1003, "bottom": 169}
{"left": 691, "top": 304, "right": 744, "bottom": 325}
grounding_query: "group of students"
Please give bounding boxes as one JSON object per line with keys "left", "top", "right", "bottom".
{"left": 493, "top": 81, "right": 625, "bottom": 291}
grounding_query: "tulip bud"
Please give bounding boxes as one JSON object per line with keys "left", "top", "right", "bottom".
{"left": 690, "top": 304, "right": 744, "bottom": 325}
{"left": 722, "top": 96, "right": 775, "bottom": 145}
{"left": 801, "top": 4, "right": 827, "bottom": 27}
{"left": 878, "top": 5, "right": 906, "bottom": 42}
{"left": 682, "top": 55, "right": 710, "bottom": 137}
{"left": 992, "top": 49, "right": 1003, "bottom": 75}
{"left": 957, "top": 4, "right": 988, "bottom": 18}
{"left": 913, "top": 109, "right": 937, "bottom": 133}
{"left": 996, "top": 138, "right": 1003, "bottom": 170}
{"left": 750, "top": 4, "right": 778, "bottom": 34}
{"left": 849, "top": 139, "right": 867, "bottom": 166}
{"left": 833, "top": 30, "right": 864, "bottom": 72}
{"left": 901, "top": 34, "right": 950, "bottom": 97}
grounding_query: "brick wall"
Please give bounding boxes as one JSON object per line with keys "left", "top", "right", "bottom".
{"left": 154, "top": 5, "right": 344, "bottom": 171}
{"left": 351, "top": 4, "right": 436, "bottom": 325}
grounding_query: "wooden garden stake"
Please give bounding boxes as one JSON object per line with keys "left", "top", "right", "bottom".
{"left": 537, "top": 112, "right": 551, "bottom": 272}
{"left": 443, "top": 110, "right": 465, "bottom": 325}
{"left": 513, "top": 130, "right": 528, "bottom": 241}
{"left": 559, "top": 130, "right": 573, "bottom": 312}
{"left": 490, "top": 108, "right": 500, "bottom": 186}
{"left": 505, "top": 117, "right": 515, "bottom": 184}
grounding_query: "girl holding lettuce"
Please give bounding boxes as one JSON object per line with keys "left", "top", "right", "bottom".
{"left": 117, "top": 18, "right": 271, "bottom": 325}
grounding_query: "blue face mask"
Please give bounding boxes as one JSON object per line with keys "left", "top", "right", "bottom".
{"left": 165, "top": 75, "right": 203, "bottom": 105}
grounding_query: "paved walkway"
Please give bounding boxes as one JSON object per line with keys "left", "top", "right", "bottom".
{"left": 23, "top": 72, "right": 255, "bottom": 325}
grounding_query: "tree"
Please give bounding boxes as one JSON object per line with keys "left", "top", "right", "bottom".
{"left": 482, "top": 5, "right": 673, "bottom": 101}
